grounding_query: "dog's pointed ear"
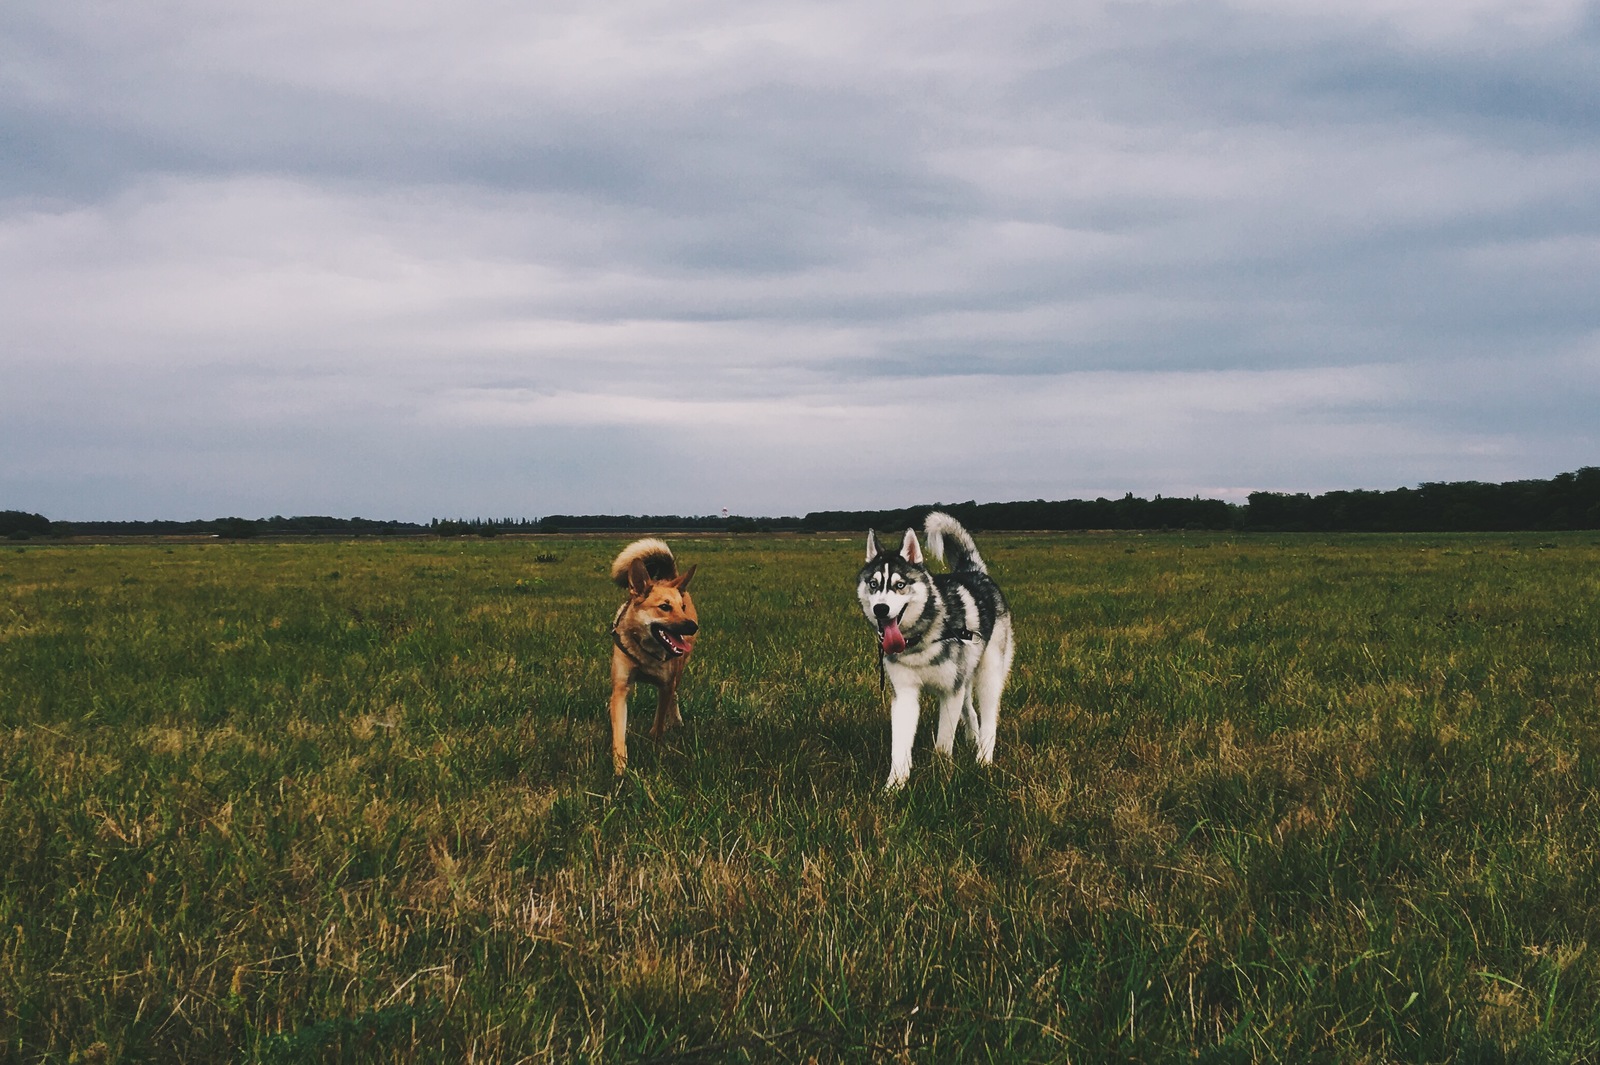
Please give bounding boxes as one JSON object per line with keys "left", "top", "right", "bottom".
{"left": 865, "top": 529, "right": 880, "bottom": 561}
{"left": 900, "top": 528, "right": 923, "bottom": 565}
{"left": 670, "top": 564, "right": 697, "bottom": 591}
{"left": 628, "top": 556, "right": 653, "bottom": 596}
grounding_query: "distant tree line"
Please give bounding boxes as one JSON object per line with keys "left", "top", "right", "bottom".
{"left": 430, "top": 518, "right": 545, "bottom": 537}
{"left": 822, "top": 468, "right": 1600, "bottom": 534}
{"left": 802, "top": 493, "right": 1236, "bottom": 533}
{"left": 1, "top": 510, "right": 54, "bottom": 540}
{"left": 532, "top": 514, "right": 805, "bottom": 533}
{"left": 6, "top": 468, "right": 1597, "bottom": 539}
{"left": 10, "top": 515, "right": 427, "bottom": 540}
{"left": 1244, "top": 468, "right": 1600, "bottom": 532}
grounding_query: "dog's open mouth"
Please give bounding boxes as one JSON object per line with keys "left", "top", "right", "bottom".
{"left": 878, "top": 615, "right": 907, "bottom": 655}
{"left": 652, "top": 623, "right": 693, "bottom": 658}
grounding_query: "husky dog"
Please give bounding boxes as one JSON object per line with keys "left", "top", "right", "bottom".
{"left": 857, "top": 512, "right": 1014, "bottom": 790}
{"left": 608, "top": 538, "right": 699, "bottom": 776}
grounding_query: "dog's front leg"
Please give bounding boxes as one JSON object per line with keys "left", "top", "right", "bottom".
{"left": 609, "top": 654, "right": 632, "bottom": 776}
{"left": 885, "top": 683, "right": 920, "bottom": 790}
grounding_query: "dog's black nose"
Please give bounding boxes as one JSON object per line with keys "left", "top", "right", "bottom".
{"left": 680, "top": 619, "right": 698, "bottom": 636}
{"left": 873, "top": 603, "right": 889, "bottom": 619}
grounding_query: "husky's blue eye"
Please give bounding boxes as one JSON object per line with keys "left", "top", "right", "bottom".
{"left": 892, "top": 580, "right": 905, "bottom": 591}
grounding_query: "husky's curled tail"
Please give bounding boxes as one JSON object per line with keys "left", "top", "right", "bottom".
{"left": 923, "top": 512, "right": 987, "bottom": 574}
{"left": 611, "top": 538, "right": 678, "bottom": 587}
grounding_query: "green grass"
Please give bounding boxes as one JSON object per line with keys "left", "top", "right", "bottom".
{"left": 3, "top": 532, "right": 1599, "bottom": 1062}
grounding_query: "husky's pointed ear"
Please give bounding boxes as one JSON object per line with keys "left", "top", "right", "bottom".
{"left": 866, "top": 529, "right": 880, "bottom": 561}
{"left": 628, "top": 556, "right": 653, "bottom": 596}
{"left": 669, "top": 564, "right": 697, "bottom": 591}
{"left": 900, "top": 528, "right": 923, "bottom": 565}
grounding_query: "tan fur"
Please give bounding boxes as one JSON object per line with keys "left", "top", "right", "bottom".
{"left": 607, "top": 538, "right": 699, "bottom": 776}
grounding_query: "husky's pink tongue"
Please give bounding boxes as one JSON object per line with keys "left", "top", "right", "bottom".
{"left": 880, "top": 620, "right": 906, "bottom": 654}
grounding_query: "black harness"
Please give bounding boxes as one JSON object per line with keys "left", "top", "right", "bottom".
{"left": 611, "top": 603, "right": 647, "bottom": 668}
{"left": 612, "top": 626, "right": 644, "bottom": 667}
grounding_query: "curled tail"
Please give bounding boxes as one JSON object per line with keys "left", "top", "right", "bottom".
{"left": 924, "top": 512, "right": 986, "bottom": 574}
{"left": 611, "top": 538, "right": 677, "bottom": 587}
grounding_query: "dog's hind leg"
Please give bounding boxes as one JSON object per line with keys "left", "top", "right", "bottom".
{"left": 972, "top": 664, "right": 1001, "bottom": 765}
{"left": 972, "top": 623, "right": 1014, "bottom": 765}
{"left": 960, "top": 688, "right": 979, "bottom": 748}
{"left": 934, "top": 685, "right": 969, "bottom": 758}
{"left": 650, "top": 683, "right": 681, "bottom": 740}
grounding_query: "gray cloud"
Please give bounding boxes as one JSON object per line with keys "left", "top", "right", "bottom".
{"left": 2, "top": 0, "right": 1598, "bottom": 519}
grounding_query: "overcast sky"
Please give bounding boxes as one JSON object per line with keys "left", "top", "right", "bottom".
{"left": 3, "top": 1, "right": 1597, "bottom": 520}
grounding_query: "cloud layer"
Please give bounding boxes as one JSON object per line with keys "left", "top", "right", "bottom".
{"left": 3, "top": 0, "right": 1598, "bottom": 518}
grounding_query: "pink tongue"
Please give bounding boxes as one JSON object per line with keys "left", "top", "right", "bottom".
{"left": 662, "top": 630, "right": 690, "bottom": 655}
{"left": 880, "top": 620, "right": 906, "bottom": 654}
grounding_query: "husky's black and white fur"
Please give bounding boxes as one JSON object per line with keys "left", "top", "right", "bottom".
{"left": 857, "top": 512, "right": 1015, "bottom": 790}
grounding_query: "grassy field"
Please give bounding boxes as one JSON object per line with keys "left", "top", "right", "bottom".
{"left": 2, "top": 531, "right": 1599, "bottom": 1063}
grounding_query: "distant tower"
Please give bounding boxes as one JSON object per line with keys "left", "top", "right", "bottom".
{"left": 721, "top": 507, "right": 730, "bottom": 519}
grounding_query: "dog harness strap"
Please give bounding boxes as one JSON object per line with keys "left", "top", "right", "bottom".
{"left": 612, "top": 627, "right": 638, "bottom": 664}
{"left": 611, "top": 603, "right": 646, "bottom": 667}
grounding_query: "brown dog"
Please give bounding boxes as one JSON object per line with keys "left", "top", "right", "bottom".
{"left": 607, "top": 538, "right": 698, "bottom": 775}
